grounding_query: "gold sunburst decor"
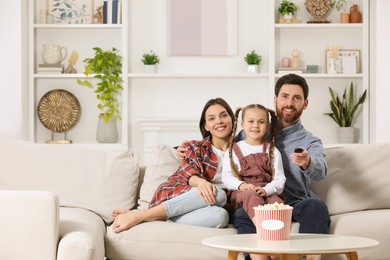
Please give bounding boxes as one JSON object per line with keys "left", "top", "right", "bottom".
{"left": 37, "top": 89, "right": 81, "bottom": 143}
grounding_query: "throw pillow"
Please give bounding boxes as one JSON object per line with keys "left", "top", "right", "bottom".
{"left": 137, "top": 144, "right": 180, "bottom": 210}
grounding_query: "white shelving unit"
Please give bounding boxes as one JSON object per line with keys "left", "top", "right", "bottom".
{"left": 27, "top": 0, "right": 128, "bottom": 150}
{"left": 26, "top": 0, "right": 369, "bottom": 156}
{"left": 269, "top": 0, "right": 369, "bottom": 144}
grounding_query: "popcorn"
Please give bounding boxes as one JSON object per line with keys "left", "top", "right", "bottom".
{"left": 254, "top": 202, "right": 293, "bottom": 210}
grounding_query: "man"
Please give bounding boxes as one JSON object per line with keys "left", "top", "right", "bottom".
{"left": 233, "top": 74, "right": 330, "bottom": 260}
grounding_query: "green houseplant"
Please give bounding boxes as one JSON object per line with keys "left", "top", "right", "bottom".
{"left": 244, "top": 50, "right": 262, "bottom": 73}
{"left": 324, "top": 82, "right": 367, "bottom": 127}
{"left": 77, "top": 47, "right": 123, "bottom": 124}
{"left": 331, "top": 0, "right": 350, "bottom": 23}
{"left": 278, "top": 0, "right": 298, "bottom": 16}
{"left": 142, "top": 50, "right": 160, "bottom": 65}
{"left": 244, "top": 50, "right": 262, "bottom": 65}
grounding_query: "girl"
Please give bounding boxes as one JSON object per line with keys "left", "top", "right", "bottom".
{"left": 112, "top": 98, "right": 234, "bottom": 233}
{"left": 222, "top": 104, "right": 286, "bottom": 227}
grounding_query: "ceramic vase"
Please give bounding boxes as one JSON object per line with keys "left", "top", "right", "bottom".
{"left": 349, "top": 4, "right": 362, "bottom": 23}
{"left": 96, "top": 116, "right": 118, "bottom": 143}
{"left": 247, "top": 65, "right": 259, "bottom": 73}
{"left": 145, "top": 65, "right": 157, "bottom": 73}
{"left": 340, "top": 13, "right": 350, "bottom": 23}
{"left": 338, "top": 127, "right": 356, "bottom": 143}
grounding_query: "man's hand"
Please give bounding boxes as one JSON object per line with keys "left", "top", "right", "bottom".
{"left": 290, "top": 148, "right": 311, "bottom": 170}
{"left": 176, "top": 140, "right": 189, "bottom": 160}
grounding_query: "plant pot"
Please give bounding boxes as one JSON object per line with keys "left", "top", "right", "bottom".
{"left": 96, "top": 116, "right": 118, "bottom": 143}
{"left": 145, "top": 65, "right": 157, "bottom": 73}
{"left": 338, "top": 127, "right": 356, "bottom": 143}
{"left": 247, "top": 65, "right": 259, "bottom": 73}
{"left": 340, "top": 13, "right": 350, "bottom": 23}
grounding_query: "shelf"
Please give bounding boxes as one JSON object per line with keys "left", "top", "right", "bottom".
{"left": 275, "top": 73, "right": 364, "bottom": 78}
{"left": 128, "top": 73, "right": 270, "bottom": 78}
{"left": 33, "top": 24, "right": 122, "bottom": 29}
{"left": 274, "top": 23, "right": 363, "bottom": 29}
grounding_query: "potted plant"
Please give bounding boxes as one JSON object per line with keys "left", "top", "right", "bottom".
{"left": 244, "top": 50, "right": 262, "bottom": 73}
{"left": 278, "top": 0, "right": 298, "bottom": 21}
{"left": 323, "top": 82, "right": 367, "bottom": 143}
{"left": 331, "top": 0, "right": 349, "bottom": 23}
{"left": 142, "top": 50, "right": 160, "bottom": 73}
{"left": 77, "top": 47, "right": 123, "bottom": 143}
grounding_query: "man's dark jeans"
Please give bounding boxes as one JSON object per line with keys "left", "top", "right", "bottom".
{"left": 232, "top": 197, "right": 331, "bottom": 234}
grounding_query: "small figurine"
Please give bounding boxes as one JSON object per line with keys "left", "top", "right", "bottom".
{"left": 281, "top": 57, "right": 290, "bottom": 68}
{"left": 65, "top": 51, "right": 79, "bottom": 74}
{"left": 94, "top": 6, "right": 104, "bottom": 24}
{"left": 291, "top": 49, "right": 301, "bottom": 68}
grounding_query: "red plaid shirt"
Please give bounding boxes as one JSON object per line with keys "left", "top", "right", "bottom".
{"left": 149, "top": 137, "right": 218, "bottom": 208}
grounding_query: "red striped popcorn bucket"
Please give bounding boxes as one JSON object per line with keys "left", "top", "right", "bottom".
{"left": 254, "top": 206, "right": 293, "bottom": 240}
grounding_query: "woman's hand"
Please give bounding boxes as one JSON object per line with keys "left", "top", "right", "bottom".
{"left": 189, "top": 175, "right": 217, "bottom": 205}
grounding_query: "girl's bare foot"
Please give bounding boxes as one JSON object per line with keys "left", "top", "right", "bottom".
{"left": 112, "top": 208, "right": 130, "bottom": 219}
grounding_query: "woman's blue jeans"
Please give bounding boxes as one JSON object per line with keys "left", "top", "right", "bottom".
{"left": 163, "top": 186, "right": 229, "bottom": 228}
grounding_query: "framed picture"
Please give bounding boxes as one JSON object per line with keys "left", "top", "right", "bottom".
{"left": 48, "top": 0, "right": 94, "bottom": 24}
{"left": 326, "top": 49, "right": 361, "bottom": 74}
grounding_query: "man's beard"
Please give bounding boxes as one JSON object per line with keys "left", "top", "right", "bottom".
{"left": 276, "top": 105, "right": 303, "bottom": 124}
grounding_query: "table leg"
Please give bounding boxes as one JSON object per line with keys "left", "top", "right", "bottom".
{"left": 345, "top": 251, "right": 359, "bottom": 260}
{"left": 227, "top": 250, "right": 240, "bottom": 260}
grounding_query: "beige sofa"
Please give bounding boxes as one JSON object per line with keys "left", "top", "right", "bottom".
{"left": 0, "top": 138, "right": 388, "bottom": 260}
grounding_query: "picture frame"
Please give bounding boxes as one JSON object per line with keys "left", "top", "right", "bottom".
{"left": 326, "top": 49, "right": 360, "bottom": 74}
{"left": 48, "top": 0, "right": 94, "bottom": 24}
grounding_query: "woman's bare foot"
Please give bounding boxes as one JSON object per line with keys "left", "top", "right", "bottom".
{"left": 112, "top": 211, "right": 143, "bottom": 233}
{"left": 112, "top": 208, "right": 130, "bottom": 219}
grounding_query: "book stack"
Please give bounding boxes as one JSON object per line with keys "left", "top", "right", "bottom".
{"left": 37, "top": 64, "right": 64, "bottom": 74}
{"left": 103, "top": 0, "right": 122, "bottom": 24}
{"left": 277, "top": 67, "right": 304, "bottom": 74}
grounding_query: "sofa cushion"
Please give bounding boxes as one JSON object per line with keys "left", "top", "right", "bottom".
{"left": 105, "top": 221, "right": 236, "bottom": 260}
{"left": 311, "top": 143, "right": 390, "bottom": 216}
{"left": 137, "top": 144, "right": 180, "bottom": 210}
{"left": 0, "top": 138, "right": 140, "bottom": 224}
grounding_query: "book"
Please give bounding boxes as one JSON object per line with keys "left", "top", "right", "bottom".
{"left": 107, "top": 0, "right": 113, "bottom": 24}
{"left": 117, "top": 1, "right": 122, "bottom": 24}
{"left": 277, "top": 67, "right": 304, "bottom": 74}
{"left": 112, "top": 0, "right": 119, "bottom": 24}
{"left": 103, "top": 1, "right": 107, "bottom": 24}
{"left": 39, "top": 63, "right": 64, "bottom": 68}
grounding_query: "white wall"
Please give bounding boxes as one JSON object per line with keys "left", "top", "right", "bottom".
{"left": 370, "top": 0, "right": 390, "bottom": 143}
{"left": 1, "top": 0, "right": 390, "bottom": 143}
{"left": 0, "top": 1, "right": 23, "bottom": 138}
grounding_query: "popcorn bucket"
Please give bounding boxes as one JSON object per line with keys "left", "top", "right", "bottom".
{"left": 254, "top": 207, "right": 293, "bottom": 240}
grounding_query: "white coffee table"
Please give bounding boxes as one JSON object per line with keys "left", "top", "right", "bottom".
{"left": 202, "top": 233, "right": 379, "bottom": 260}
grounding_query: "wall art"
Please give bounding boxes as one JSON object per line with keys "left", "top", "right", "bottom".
{"left": 168, "top": 0, "right": 237, "bottom": 56}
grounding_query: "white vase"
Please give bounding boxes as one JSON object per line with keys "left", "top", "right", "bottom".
{"left": 328, "top": 58, "right": 337, "bottom": 74}
{"left": 96, "top": 117, "right": 118, "bottom": 143}
{"left": 247, "top": 65, "right": 259, "bottom": 73}
{"left": 145, "top": 65, "right": 157, "bottom": 73}
{"left": 338, "top": 127, "right": 356, "bottom": 143}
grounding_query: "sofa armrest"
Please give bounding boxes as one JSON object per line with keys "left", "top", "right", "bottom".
{"left": 0, "top": 190, "right": 59, "bottom": 260}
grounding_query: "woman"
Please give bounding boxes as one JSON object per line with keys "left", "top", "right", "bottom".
{"left": 112, "top": 97, "right": 234, "bottom": 233}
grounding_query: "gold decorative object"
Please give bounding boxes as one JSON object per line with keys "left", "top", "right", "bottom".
{"left": 37, "top": 89, "right": 81, "bottom": 144}
{"left": 304, "top": 0, "right": 332, "bottom": 23}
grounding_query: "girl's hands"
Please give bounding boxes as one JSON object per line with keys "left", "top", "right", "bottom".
{"left": 239, "top": 183, "right": 256, "bottom": 191}
{"left": 239, "top": 183, "right": 267, "bottom": 197}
